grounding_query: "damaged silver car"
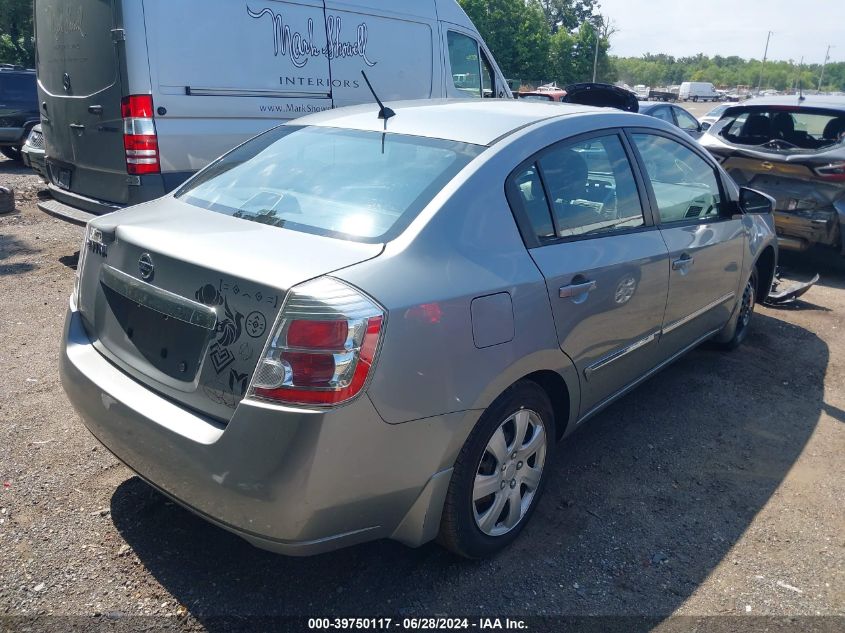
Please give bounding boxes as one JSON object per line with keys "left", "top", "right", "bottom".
{"left": 699, "top": 96, "right": 845, "bottom": 256}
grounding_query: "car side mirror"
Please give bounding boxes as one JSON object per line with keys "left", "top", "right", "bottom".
{"left": 701, "top": 121, "right": 711, "bottom": 131}
{"left": 739, "top": 187, "right": 774, "bottom": 214}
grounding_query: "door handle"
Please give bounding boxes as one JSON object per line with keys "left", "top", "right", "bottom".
{"left": 69, "top": 123, "right": 85, "bottom": 130}
{"left": 672, "top": 255, "right": 695, "bottom": 270}
{"left": 559, "top": 280, "right": 597, "bottom": 298}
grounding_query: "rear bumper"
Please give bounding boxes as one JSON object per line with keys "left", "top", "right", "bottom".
{"left": 774, "top": 203, "right": 844, "bottom": 254}
{"left": 60, "top": 305, "right": 474, "bottom": 555}
{"left": 21, "top": 146, "right": 46, "bottom": 179}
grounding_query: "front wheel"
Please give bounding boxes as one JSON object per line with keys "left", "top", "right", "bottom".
{"left": 0, "top": 145, "right": 23, "bottom": 162}
{"left": 438, "top": 381, "right": 555, "bottom": 558}
{"left": 716, "top": 267, "right": 758, "bottom": 350}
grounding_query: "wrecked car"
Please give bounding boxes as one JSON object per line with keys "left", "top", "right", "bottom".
{"left": 699, "top": 96, "right": 845, "bottom": 256}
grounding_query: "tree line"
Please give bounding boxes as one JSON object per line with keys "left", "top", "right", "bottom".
{"left": 3, "top": 0, "right": 843, "bottom": 92}
{"left": 614, "top": 54, "right": 845, "bottom": 92}
{"left": 0, "top": 0, "right": 33, "bottom": 67}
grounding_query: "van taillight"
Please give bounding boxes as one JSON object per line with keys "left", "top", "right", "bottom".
{"left": 121, "top": 95, "right": 160, "bottom": 176}
{"left": 248, "top": 278, "right": 385, "bottom": 407}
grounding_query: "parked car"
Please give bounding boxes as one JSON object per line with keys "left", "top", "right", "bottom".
{"left": 639, "top": 102, "right": 706, "bottom": 139}
{"left": 61, "top": 99, "right": 777, "bottom": 559}
{"left": 699, "top": 95, "right": 845, "bottom": 255}
{"left": 21, "top": 124, "right": 47, "bottom": 180}
{"left": 0, "top": 66, "right": 38, "bottom": 162}
{"left": 700, "top": 103, "right": 731, "bottom": 130}
{"left": 679, "top": 81, "right": 720, "bottom": 102}
{"left": 34, "top": 0, "right": 512, "bottom": 224}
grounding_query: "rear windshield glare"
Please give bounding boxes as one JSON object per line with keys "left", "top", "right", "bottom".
{"left": 176, "top": 126, "right": 484, "bottom": 242}
{"left": 719, "top": 107, "right": 845, "bottom": 151}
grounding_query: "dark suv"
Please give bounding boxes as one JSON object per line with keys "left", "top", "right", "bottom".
{"left": 0, "top": 66, "right": 39, "bottom": 162}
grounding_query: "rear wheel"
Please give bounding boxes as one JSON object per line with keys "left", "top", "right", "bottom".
{"left": 438, "top": 381, "right": 554, "bottom": 558}
{"left": 1, "top": 145, "right": 23, "bottom": 162}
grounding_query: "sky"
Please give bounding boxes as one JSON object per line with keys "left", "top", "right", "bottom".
{"left": 597, "top": 0, "right": 843, "bottom": 64}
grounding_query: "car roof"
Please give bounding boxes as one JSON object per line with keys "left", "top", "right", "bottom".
{"left": 637, "top": 102, "right": 667, "bottom": 112}
{"left": 294, "top": 99, "right": 605, "bottom": 146}
{"left": 736, "top": 95, "right": 845, "bottom": 111}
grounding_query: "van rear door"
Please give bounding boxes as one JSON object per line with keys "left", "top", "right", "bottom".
{"left": 323, "top": 1, "right": 436, "bottom": 107}
{"left": 35, "top": 0, "right": 129, "bottom": 203}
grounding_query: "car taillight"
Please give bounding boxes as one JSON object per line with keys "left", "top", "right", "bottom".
{"left": 813, "top": 162, "right": 845, "bottom": 182}
{"left": 121, "top": 95, "right": 160, "bottom": 176}
{"left": 248, "top": 277, "right": 385, "bottom": 407}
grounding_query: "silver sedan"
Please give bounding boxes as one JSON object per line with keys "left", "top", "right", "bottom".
{"left": 60, "top": 99, "right": 777, "bottom": 558}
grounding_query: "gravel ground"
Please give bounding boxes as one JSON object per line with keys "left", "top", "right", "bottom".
{"left": 0, "top": 157, "right": 843, "bottom": 632}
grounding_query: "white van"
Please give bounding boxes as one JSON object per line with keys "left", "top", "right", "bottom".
{"left": 34, "top": 0, "right": 512, "bottom": 222}
{"left": 678, "top": 81, "right": 720, "bottom": 102}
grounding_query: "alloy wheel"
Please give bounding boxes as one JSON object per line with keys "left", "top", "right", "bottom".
{"left": 472, "top": 409, "right": 547, "bottom": 537}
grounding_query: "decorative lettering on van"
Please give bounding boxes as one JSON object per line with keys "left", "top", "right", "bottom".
{"left": 52, "top": 5, "right": 85, "bottom": 40}
{"left": 247, "top": 6, "right": 377, "bottom": 69}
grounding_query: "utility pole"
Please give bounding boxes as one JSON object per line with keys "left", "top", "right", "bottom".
{"left": 818, "top": 45, "right": 833, "bottom": 92}
{"left": 592, "top": 16, "right": 602, "bottom": 83}
{"left": 756, "top": 31, "right": 773, "bottom": 95}
{"left": 793, "top": 56, "right": 803, "bottom": 93}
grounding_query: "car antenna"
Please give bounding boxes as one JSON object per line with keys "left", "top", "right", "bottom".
{"left": 361, "top": 70, "right": 395, "bottom": 128}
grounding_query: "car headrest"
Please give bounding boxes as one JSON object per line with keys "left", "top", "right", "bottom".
{"left": 823, "top": 117, "right": 845, "bottom": 140}
{"left": 771, "top": 112, "right": 795, "bottom": 136}
{"left": 742, "top": 113, "right": 772, "bottom": 137}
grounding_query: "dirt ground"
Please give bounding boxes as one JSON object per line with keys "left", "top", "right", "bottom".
{"left": 0, "top": 157, "right": 843, "bottom": 632}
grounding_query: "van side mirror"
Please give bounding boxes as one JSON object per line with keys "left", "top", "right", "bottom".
{"left": 739, "top": 187, "right": 774, "bottom": 215}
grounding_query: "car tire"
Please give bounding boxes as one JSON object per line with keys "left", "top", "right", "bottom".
{"left": 1, "top": 145, "right": 23, "bottom": 162}
{"left": 437, "top": 381, "right": 555, "bottom": 559}
{"left": 716, "top": 266, "right": 758, "bottom": 350}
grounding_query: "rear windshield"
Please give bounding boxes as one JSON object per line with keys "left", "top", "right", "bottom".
{"left": 0, "top": 73, "right": 36, "bottom": 101}
{"left": 177, "top": 126, "right": 484, "bottom": 242}
{"left": 719, "top": 107, "right": 845, "bottom": 151}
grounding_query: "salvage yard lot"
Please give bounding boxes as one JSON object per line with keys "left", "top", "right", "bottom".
{"left": 0, "top": 157, "right": 843, "bottom": 628}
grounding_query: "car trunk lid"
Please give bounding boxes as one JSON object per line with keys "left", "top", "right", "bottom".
{"left": 35, "top": 0, "right": 130, "bottom": 204}
{"left": 76, "top": 198, "right": 384, "bottom": 422}
{"left": 562, "top": 83, "right": 639, "bottom": 113}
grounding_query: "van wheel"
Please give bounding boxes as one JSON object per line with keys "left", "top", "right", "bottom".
{"left": 717, "top": 267, "right": 758, "bottom": 350}
{"left": 438, "top": 381, "right": 554, "bottom": 559}
{"left": 1, "top": 146, "right": 23, "bottom": 162}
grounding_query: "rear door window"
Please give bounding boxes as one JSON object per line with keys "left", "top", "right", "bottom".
{"left": 631, "top": 133, "right": 724, "bottom": 224}
{"left": 650, "top": 106, "right": 674, "bottom": 123}
{"left": 0, "top": 74, "right": 36, "bottom": 102}
{"left": 674, "top": 108, "right": 701, "bottom": 132}
{"left": 510, "top": 134, "right": 646, "bottom": 242}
